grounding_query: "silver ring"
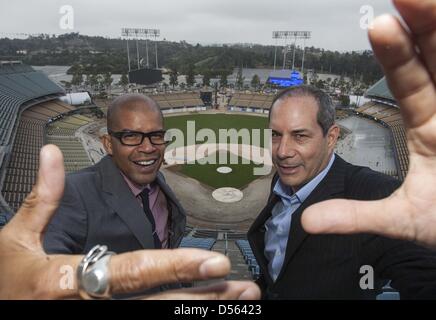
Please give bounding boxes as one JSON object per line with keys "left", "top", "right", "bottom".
{"left": 77, "top": 245, "right": 115, "bottom": 299}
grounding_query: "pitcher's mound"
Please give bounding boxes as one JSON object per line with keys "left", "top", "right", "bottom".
{"left": 216, "top": 166, "right": 232, "bottom": 174}
{"left": 212, "top": 187, "right": 243, "bottom": 203}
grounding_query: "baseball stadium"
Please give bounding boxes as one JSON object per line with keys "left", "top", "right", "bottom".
{"left": 0, "top": 58, "right": 406, "bottom": 298}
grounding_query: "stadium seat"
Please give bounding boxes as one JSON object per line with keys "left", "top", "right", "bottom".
{"left": 236, "top": 240, "right": 260, "bottom": 280}
{"left": 179, "top": 236, "right": 216, "bottom": 250}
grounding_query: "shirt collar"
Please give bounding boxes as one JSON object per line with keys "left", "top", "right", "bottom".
{"left": 120, "top": 171, "right": 156, "bottom": 198}
{"left": 274, "top": 153, "right": 335, "bottom": 204}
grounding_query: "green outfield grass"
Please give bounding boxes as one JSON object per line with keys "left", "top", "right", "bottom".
{"left": 175, "top": 150, "right": 267, "bottom": 189}
{"left": 164, "top": 114, "right": 270, "bottom": 189}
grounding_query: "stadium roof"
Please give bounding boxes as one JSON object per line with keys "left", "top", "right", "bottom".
{"left": 365, "top": 77, "right": 395, "bottom": 103}
{"left": 1, "top": 62, "right": 65, "bottom": 222}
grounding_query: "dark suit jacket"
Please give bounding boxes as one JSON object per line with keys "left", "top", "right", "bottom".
{"left": 44, "top": 155, "right": 186, "bottom": 254}
{"left": 247, "top": 155, "right": 436, "bottom": 299}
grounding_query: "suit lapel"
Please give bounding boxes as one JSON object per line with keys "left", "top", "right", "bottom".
{"left": 155, "top": 173, "right": 179, "bottom": 208}
{"left": 275, "top": 155, "right": 348, "bottom": 282}
{"left": 98, "top": 156, "right": 154, "bottom": 249}
{"left": 248, "top": 194, "right": 280, "bottom": 286}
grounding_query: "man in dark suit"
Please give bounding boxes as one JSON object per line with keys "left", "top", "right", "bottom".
{"left": 302, "top": 0, "right": 436, "bottom": 252}
{"left": 44, "top": 94, "right": 186, "bottom": 255}
{"left": 247, "top": 85, "right": 436, "bottom": 299}
{"left": 1, "top": 145, "right": 260, "bottom": 299}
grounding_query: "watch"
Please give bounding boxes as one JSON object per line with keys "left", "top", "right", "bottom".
{"left": 77, "top": 245, "right": 115, "bottom": 299}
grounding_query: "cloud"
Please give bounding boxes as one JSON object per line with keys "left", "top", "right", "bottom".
{"left": 0, "top": 0, "right": 397, "bottom": 51}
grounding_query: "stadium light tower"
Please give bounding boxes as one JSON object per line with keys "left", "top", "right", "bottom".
{"left": 121, "top": 28, "right": 161, "bottom": 71}
{"left": 272, "top": 31, "right": 311, "bottom": 72}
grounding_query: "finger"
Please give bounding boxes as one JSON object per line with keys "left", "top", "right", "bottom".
{"left": 32, "top": 248, "right": 231, "bottom": 299}
{"left": 393, "top": 0, "right": 436, "bottom": 34}
{"left": 393, "top": 0, "right": 436, "bottom": 84}
{"left": 144, "top": 281, "right": 261, "bottom": 300}
{"left": 369, "top": 14, "right": 436, "bottom": 128}
{"left": 301, "top": 197, "right": 415, "bottom": 241}
{"left": 19, "top": 249, "right": 244, "bottom": 300}
{"left": 109, "top": 248, "right": 232, "bottom": 294}
{"left": 8, "top": 144, "right": 65, "bottom": 235}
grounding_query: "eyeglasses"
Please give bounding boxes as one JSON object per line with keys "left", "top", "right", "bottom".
{"left": 108, "top": 129, "right": 168, "bottom": 146}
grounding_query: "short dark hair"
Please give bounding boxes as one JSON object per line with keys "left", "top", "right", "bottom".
{"left": 107, "top": 93, "right": 163, "bottom": 130}
{"left": 269, "top": 85, "right": 335, "bottom": 136}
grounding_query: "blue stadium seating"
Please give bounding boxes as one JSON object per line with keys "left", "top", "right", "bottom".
{"left": 376, "top": 282, "right": 400, "bottom": 300}
{"left": 0, "top": 205, "right": 9, "bottom": 227}
{"left": 236, "top": 240, "right": 260, "bottom": 280}
{"left": 179, "top": 237, "right": 216, "bottom": 250}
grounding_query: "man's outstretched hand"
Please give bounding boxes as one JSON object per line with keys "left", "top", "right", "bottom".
{"left": 0, "top": 145, "right": 260, "bottom": 300}
{"left": 302, "top": 0, "right": 436, "bottom": 249}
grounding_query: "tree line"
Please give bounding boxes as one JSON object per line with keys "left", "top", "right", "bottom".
{"left": 0, "top": 33, "right": 383, "bottom": 85}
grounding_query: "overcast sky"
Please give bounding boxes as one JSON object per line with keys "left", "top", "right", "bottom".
{"left": 0, "top": 0, "right": 397, "bottom": 51}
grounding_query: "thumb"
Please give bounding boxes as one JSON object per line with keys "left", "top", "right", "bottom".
{"left": 10, "top": 144, "right": 65, "bottom": 235}
{"left": 301, "top": 198, "right": 402, "bottom": 238}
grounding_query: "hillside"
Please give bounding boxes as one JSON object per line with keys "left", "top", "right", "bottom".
{"left": 0, "top": 33, "right": 382, "bottom": 84}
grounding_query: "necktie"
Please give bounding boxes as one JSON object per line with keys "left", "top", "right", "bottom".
{"left": 139, "top": 188, "right": 162, "bottom": 249}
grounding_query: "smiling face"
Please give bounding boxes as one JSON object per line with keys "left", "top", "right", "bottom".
{"left": 103, "top": 101, "right": 166, "bottom": 186}
{"left": 269, "top": 95, "right": 339, "bottom": 192}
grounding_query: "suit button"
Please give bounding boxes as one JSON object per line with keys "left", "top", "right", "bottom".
{"left": 266, "top": 289, "right": 279, "bottom": 299}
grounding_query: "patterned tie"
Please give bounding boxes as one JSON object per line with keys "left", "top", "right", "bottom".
{"left": 139, "top": 188, "right": 162, "bottom": 249}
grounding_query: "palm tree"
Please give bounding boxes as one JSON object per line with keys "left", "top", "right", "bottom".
{"left": 103, "top": 72, "right": 113, "bottom": 94}
{"left": 84, "top": 74, "right": 91, "bottom": 89}
{"left": 236, "top": 67, "right": 244, "bottom": 90}
{"left": 186, "top": 65, "right": 195, "bottom": 88}
{"left": 202, "top": 72, "right": 211, "bottom": 87}
{"left": 251, "top": 74, "right": 260, "bottom": 91}
{"left": 219, "top": 72, "right": 228, "bottom": 89}
{"left": 89, "top": 73, "right": 100, "bottom": 93}
{"left": 163, "top": 82, "right": 169, "bottom": 93}
{"left": 310, "top": 70, "right": 318, "bottom": 85}
{"left": 169, "top": 68, "right": 178, "bottom": 89}
{"left": 118, "top": 73, "right": 129, "bottom": 92}
{"left": 71, "top": 72, "right": 83, "bottom": 89}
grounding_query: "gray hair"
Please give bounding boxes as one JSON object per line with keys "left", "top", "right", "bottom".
{"left": 107, "top": 93, "right": 163, "bottom": 130}
{"left": 269, "top": 85, "right": 335, "bottom": 136}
